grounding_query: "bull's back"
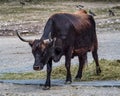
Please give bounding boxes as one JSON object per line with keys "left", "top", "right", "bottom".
{"left": 50, "top": 13, "right": 75, "bottom": 39}
{"left": 51, "top": 13, "right": 97, "bottom": 51}
{"left": 52, "top": 13, "right": 95, "bottom": 34}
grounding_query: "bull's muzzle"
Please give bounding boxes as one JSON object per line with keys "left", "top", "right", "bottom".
{"left": 33, "top": 65, "right": 43, "bottom": 71}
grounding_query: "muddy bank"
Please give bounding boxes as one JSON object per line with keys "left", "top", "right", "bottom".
{"left": 0, "top": 82, "right": 120, "bottom": 96}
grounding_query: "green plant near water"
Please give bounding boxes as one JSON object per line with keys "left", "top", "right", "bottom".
{"left": 1, "top": 59, "right": 120, "bottom": 81}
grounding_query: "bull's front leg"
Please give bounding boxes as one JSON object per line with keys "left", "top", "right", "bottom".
{"left": 43, "top": 58, "right": 52, "bottom": 90}
{"left": 65, "top": 48, "right": 72, "bottom": 84}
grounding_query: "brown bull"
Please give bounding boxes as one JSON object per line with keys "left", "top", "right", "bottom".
{"left": 17, "top": 9, "right": 101, "bottom": 89}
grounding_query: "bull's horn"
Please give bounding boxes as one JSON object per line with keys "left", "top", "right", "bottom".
{"left": 48, "top": 32, "right": 52, "bottom": 41}
{"left": 16, "top": 31, "right": 33, "bottom": 44}
{"left": 43, "top": 39, "right": 50, "bottom": 44}
{"left": 52, "top": 37, "right": 56, "bottom": 47}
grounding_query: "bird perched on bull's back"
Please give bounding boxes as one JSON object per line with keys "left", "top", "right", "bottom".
{"left": 108, "top": 9, "right": 115, "bottom": 16}
{"left": 76, "top": 4, "right": 84, "bottom": 10}
{"left": 89, "top": 10, "right": 96, "bottom": 16}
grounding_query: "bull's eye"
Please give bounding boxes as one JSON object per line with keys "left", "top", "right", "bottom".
{"left": 54, "top": 47, "right": 62, "bottom": 55}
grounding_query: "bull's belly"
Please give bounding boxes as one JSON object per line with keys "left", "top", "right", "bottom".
{"left": 71, "top": 46, "right": 93, "bottom": 58}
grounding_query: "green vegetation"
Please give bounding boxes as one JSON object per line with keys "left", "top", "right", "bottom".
{"left": 0, "top": 59, "right": 120, "bottom": 81}
{"left": 0, "top": 2, "right": 75, "bottom": 22}
{"left": 0, "top": 2, "right": 119, "bottom": 22}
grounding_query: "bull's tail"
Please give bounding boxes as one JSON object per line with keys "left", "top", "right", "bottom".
{"left": 90, "top": 15, "right": 98, "bottom": 50}
{"left": 41, "top": 18, "right": 53, "bottom": 40}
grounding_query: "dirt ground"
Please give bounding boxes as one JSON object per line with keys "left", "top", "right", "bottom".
{"left": 0, "top": 83, "right": 120, "bottom": 96}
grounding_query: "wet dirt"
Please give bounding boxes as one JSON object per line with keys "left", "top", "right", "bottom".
{"left": 0, "top": 81, "right": 120, "bottom": 96}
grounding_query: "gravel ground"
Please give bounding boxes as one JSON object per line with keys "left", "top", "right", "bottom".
{"left": 0, "top": 83, "right": 120, "bottom": 96}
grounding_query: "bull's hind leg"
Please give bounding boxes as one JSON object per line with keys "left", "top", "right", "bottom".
{"left": 75, "top": 53, "right": 87, "bottom": 79}
{"left": 92, "top": 48, "right": 101, "bottom": 75}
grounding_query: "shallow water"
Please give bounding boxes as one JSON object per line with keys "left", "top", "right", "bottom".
{"left": 0, "top": 32, "right": 120, "bottom": 73}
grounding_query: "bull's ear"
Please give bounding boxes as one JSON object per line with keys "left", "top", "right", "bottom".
{"left": 43, "top": 39, "right": 50, "bottom": 44}
{"left": 29, "top": 41, "right": 34, "bottom": 47}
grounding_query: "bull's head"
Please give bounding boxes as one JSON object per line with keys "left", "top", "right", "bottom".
{"left": 16, "top": 31, "right": 63, "bottom": 71}
{"left": 16, "top": 31, "right": 54, "bottom": 71}
{"left": 51, "top": 38, "right": 63, "bottom": 62}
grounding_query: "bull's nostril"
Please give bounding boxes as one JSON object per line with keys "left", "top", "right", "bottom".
{"left": 33, "top": 66, "right": 40, "bottom": 71}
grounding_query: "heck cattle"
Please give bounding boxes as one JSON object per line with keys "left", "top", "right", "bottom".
{"left": 17, "top": 9, "right": 101, "bottom": 89}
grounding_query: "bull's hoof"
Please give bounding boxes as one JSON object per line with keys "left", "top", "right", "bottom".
{"left": 74, "top": 77, "right": 81, "bottom": 81}
{"left": 75, "top": 75, "right": 82, "bottom": 80}
{"left": 42, "top": 86, "right": 50, "bottom": 90}
{"left": 96, "top": 67, "right": 101, "bottom": 75}
{"left": 65, "top": 81, "right": 72, "bottom": 84}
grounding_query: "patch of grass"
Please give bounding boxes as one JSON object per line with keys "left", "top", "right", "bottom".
{"left": 92, "top": 7, "right": 120, "bottom": 17}
{"left": 0, "top": 2, "right": 74, "bottom": 22}
{"left": 0, "top": 2, "right": 120, "bottom": 22}
{"left": 81, "top": 59, "right": 120, "bottom": 81}
{"left": 0, "top": 71, "right": 46, "bottom": 80}
{"left": 0, "top": 6, "right": 50, "bottom": 15}
{"left": 0, "top": 59, "right": 120, "bottom": 81}
{"left": 93, "top": 8, "right": 109, "bottom": 15}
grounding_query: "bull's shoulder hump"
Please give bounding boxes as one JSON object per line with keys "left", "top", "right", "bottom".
{"left": 50, "top": 12, "right": 91, "bottom": 20}
{"left": 50, "top": 13, "right": 75, "bottom": 18}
